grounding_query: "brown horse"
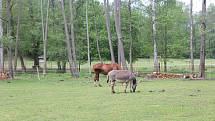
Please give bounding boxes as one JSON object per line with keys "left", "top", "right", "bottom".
{"left": 92, "top": 63, "right": 121, "bottom": 87}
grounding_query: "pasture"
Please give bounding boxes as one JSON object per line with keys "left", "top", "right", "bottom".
{"left": 0, "top": 73, "right": 215, "bottom": 121}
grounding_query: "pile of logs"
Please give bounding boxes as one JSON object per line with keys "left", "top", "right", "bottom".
{"left": 0, "top": 71, "right": 9, "bottom": 80}
{"left": 145, "top": 72, "right": 197, "bottom": 79}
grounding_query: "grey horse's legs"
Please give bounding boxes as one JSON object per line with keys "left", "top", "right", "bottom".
{"left": 111, "top": 80, "right": 116, "bottom": 93}
{"left": 124, "top": 82, "right": 129, "bottom": 93}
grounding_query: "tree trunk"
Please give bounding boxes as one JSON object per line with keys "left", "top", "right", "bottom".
{"left": 128, "top": 0, "right": 133, "bottom": 72}
{"left": 199, "top": 0, "right": 206, "bottom": 78}
{"left": 0, "top": 0, "right": 3, "bottom": 72}
{"left": 93, "top": 0, "right": 103, "bottom": 63}
{"left": 151, "top": 0, "right": 159, "bottom": 72}
{"left": 190, "top": 0, "right": 194, "bottom": 73}
{"left": 29, "top": 0, "right": 40, "bottom": 68}
{"left": 86, "top": 1, "right": 91, "bottom": 74}
{"left": 114, "top": 0, "right": 127, "bottom": 69}
{"left": 69, "top": 0, "right": 79, "bottom": 77}
{"left": 62, "top": 61, "right": 66, "bottom": 73}
{"left": 6, "top": 0, "right": 14, "bottom": 78}
{"left": 104, "top": 0, "right": 115, "bottom": 63}
{"left": 18, "top": 51, "right": 26, "bottom": 72}
{"left": 60, "top": 0, "right": 76, "bottom": 77}
{"left": 42, "top": 0, "right": 49, "bottom": 75}
{"left": 57, "top": 61, "right": 61, "bottom": 71}
{"left": 164, "top": 25, "right": 167, "bottom": 72}
{"left": 14, "top": 0, "right": 22, "bottom": 71}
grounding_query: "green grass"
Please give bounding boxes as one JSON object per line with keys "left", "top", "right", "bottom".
{"left": 1, "top": 73, "right": 215, "bottom": 121}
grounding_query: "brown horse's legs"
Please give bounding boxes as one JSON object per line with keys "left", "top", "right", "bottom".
{"left": 94, "top": 73, "right": 102, "bottom": 87}
{"left": 111, "top": 80, "right": 116, "bottom": 93}
{"left": 94, "top": 73, "right": 99, "bottom": 87}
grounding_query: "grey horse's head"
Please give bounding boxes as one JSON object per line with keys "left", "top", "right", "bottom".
{"left": 131, "top": 78, "right": 137, "bottom": 92}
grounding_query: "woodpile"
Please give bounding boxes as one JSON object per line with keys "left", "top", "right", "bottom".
{"left": 145, "top": 72, "right": 197, "bottom": 79}
{"left": 0, "top": 71, "right": 9, "bottom": 80}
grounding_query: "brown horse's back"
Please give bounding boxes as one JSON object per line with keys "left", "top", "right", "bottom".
{"left": 93, "top": 63, "right": 121, "bottom": 75}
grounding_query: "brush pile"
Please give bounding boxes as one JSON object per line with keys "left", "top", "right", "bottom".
{"left": 145, "top": 72, "right": 197, "bottom": 79}
{"left": 0, "top": 71, "right": 9, "bottom": 80}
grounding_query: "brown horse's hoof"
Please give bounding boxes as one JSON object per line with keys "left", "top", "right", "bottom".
{"left": 124, "top": 90, "right": 127, "bottom": 93}
{"left": 112, "top": 91, "right": 116, "bottom": 94}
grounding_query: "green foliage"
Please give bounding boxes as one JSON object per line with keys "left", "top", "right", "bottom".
{"left": 2, "top": 0, "right": 215, "bottom": 66}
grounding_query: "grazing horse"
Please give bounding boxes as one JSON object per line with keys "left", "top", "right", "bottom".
{"left": 92, "top": 63, "right": 121, "bottom": 87}
{"left": 107, "top": 70, "right": 137, "bottom": 94}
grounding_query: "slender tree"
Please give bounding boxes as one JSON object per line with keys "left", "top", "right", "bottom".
{"left": 86, "top": 1, "right": 91, "bottom": 74}
{"left": 199, "top": 0, "right": 206, "bottom": 78}
{"left": 14, "top": 0, "right": 21, "bottom": 71}
{"left": 128, "top": 0, "right": 133, "bottom": 71}
{"left": 93, "top": 0, "right": 103, "bottom": 63}
{"left": 104, "top": 0, "right": 115, "bottom": 63}
{"left": 0, "top": 0, "right": 3, "bottom": 72}
{"left": 69, "top": 0, "right": 79, "bottom": 77}
{"left": 6, "top": 0, "right": 14, "bottom": 78}
{"left": 60, "top": 0, "right": 77, "bottom": 77}
{"left": 42, "top": 0, "right": 49, "bottom": 75}
{"left": 190, "top": 0, "right": 194, "bottom": 73}
{"left": 151, "top": 0, "right": 159, "bottom": 72}
{"left": 114, "top": 0, "right": 127, "bottom": 69}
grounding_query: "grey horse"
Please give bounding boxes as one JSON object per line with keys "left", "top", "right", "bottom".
{"left": 107, "top": 70, "right": 137, "bottom": 93}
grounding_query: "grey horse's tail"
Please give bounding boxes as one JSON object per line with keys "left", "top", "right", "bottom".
{"left": 133, "top": 78, "right": 137, "bottom": 85}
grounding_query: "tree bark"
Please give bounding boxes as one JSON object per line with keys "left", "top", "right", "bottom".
{"left": 0, "top": 0, "right": 3, "bottom": 72}
{"left": 114, "top": 0, "right": 127, "bottom": 69}
{"left": 104, "top": 0, "right": 115, "bottom": 63}
{"left": 42, "top": 0, "right": 49, "bottom": 75}
{"left": 86, "top": 1, "right": 91, "bottom": 74}
{"left": 164, "top": 25, "right": 167, "bottom": 72}
{"left": 60, "top": 0, "right": 77, "bottom": 77}
{"left": 199, "top": 0, "right": 206, "bottom": 78}
{"left": 29, "top": 0, "right": 40, "bottom": 68}
{"left": 151, "top": 0, "right": 159, "bottom": 72}
{"left": 6, "top": 0, "right": 14, "bottom": 78}
{"left": 190, "top": 0, "right": 194, "bottom": 73}
{"left": 128, "top": 0, "right": 133, "bottom": 72}
{"left": 69, "top": 0, "right": 79, "bottom": 77}
{"left": 93, "top": 0, "right": 103, "bottom": 63}
{"left": 14, "top": 0, "right": 22, "bottom": 71}
{"left": 19, "top": 51, "right": 26, "bottom": 72}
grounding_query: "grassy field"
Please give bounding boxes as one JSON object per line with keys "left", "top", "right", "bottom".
{"left": 1, "top": 73, "right": 215, "bottom": 121}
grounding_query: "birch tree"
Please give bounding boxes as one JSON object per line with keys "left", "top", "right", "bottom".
{"left": 0, "top": 0, "right": 3, "bottom": 72}
{"left": 60, "top": 0, "right": 79, "bottom": 77}
{"left": 14, "top": 0, "right": 21, "bottom": 71}
{"left": 190, "top": 0, "right": 194, "bottom": 73}
{"left": 128, "top": 0, "right": 133, "bottom": 71}
{"left": 114, "top": 0, "right": 127, "bottom": 69}
{"left": 6, "top": 0, "right": 14, "bottom": 78}
{"left": 199, "top": 0, "right": 206, "bottom": 78}
{"left": 104, "top": 0, "right": 115, "bottom": 63}
{"left": 93, "top": 0, "right": 103, "bottom": 63}
{"left": 69, "top": 0, "right": 79, "bottom": 77}
{"left": 151, "top": 0, "right": 159, "bottom": 72}
{"left": 86, "top": 1, "right": 91, "bottom": 74}
{"left": 41, "top": 0, "right": 49, "bottom": 75}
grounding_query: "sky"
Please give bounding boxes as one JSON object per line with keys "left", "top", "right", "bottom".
{"left": 99, "top": 0, "right": 215, "bottom": 12}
